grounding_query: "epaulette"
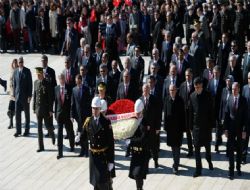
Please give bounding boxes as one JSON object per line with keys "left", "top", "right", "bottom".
{"left": 83, "top": 117, "right": 91, "bottom": 129}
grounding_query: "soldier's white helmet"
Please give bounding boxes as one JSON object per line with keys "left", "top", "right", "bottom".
{"left": 100, "top": 99, "right": 107, "bottom": 112}
{"left": 134, "top": 99, "right": 144, "bottom": 113}
{"left": 91, "top": 97, "right": 102, "bottom": 108}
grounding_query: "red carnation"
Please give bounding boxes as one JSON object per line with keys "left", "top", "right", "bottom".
{"left": 107, "top": 99, "right": 134, "bottom": 115}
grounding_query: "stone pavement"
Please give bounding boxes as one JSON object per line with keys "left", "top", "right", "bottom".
{"left": 0, "top": 53, "right": 249, "bottom": 190}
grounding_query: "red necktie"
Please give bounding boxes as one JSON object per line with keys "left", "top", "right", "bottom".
{"left": 61, "top": 87, "right": 64, "bottom": 104}
{"left": 66, "top": 70, "right": 70, "bottom": 83}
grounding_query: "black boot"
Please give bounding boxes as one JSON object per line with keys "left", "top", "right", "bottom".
{"left": 8, "top": 112, "right": 14, "bottom": 129}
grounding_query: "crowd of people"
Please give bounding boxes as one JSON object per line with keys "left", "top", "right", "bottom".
{"left": 1, "top": 0, "right": 250, "bottom": 189}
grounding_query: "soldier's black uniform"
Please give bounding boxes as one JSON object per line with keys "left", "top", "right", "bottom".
{"left": 33, "top": 79, "right": 55, "bottom": 151}
{"left": 80, "top": 114, "right": 115, "bottom": 190}
{"left": 129, "top": 119, "right": 150, "bottom": 190}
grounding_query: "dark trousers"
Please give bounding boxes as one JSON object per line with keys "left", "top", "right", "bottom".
{"left": 78, "top": 121, "right": 89, "bottom": 155}
{"left": 149, "top": 132, "right": 159, "bottom": 163}
{"left": 94, "top": 182, "right": 110, "bottom": 190}
{"left": 194, "top": 144, "right": 212, "bottom": 172}
{"left": 12, "top": 28, "right": 20, "bottom": 51}
{"left": 57, "top": 119, "right": 75, "bottom": 156}
{"left": 135, "top": 177, "right": 144, "bottom": 190}
{"left": 228, "top": 132, "right": 242, "bottom": 173}
{"left": 37, "top": 114, "right": 54, "bottom": 150}
{"left": 215, "top": 122, "right": 223, "bottom": 146}
{"left": 171, "top": 146, "right": 180, "bottom": 169}
{"left": 15, "top": 101, "right": 30, "bottom": 134}
{"left": 242, "top": 134, "right": 249, "bottom": 162}
{"left": 186, "top": 130, "right": 193, "bottom": 152}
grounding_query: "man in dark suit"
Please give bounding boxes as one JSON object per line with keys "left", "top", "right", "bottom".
{"left": 92, "top": 42, "right": 103, "bottom": 76}
{"left": 62, "top": 56, "right": 77, "bottom": 90}
{"left": 176, "top": 49, "right": 190, "bottom": 84}
{"left": 74, "top": 38, "right": 86, "bottom": 71}
{"left": 119, "top": 57, "right": 137, "bottom": 85}
{"left": 242, "top": 41, "right": 250, "bottom": 85}
{"left": 149, "top": 63, "right": 164, "bottom": 98}
{"left": 224, "top": 82, "right": 248, "bottom": 179}
{"left": 95, "top": 64, "right": 113, "bottom": 98}
{"left": 189, "top": 32, "right": 206, "bottom": 78}
{"left": 13, "top": 57, "right": 32, "bottom": 137}
{"left": 108, "top": 60, "right": 121, "bottom": 102}
{"left": 41, "top": 55, "right": 57, "bottom": 137}
{"left": 225, "top": 55, "right": 243, "bottom": 85}
{"left": 116, "top": 70, "right": 138, "bottom": 102}
{"left": 148, "top": 48, "right": 166, "bottom": 79}
{"left": 189, "top": 77, "right": 214, "bottom": 177}
{"left": 105, "top": 14, "right": 118, "bottom": 62}
{"left": 203, "top": 57, "right": 215, "bottom": 88}
{"left": 61, "top": 17, "right": 78, "bottom": 63}
{"left": 210, "top": 4, "right": 221, "bottom": 58}
{"left": 207, "top": 66, "right": 225, "bottom": 152}
{"left": 216, "top": 33, "right": 231, "bottom": 79}
{"left": 140, "top": 84, "right": 161, "bottom": 168}
{"left": 164, "top": 84, "right": 185, "bottom": 174}
{"left": 54, "top": 74, "right": 75, "bottom": 159}
{"left": 71, "top": 74, "right": 91, "bottom": 157}
{"left": 79, "top": 65, "right": 95, "bottom": 97}
{"left": 78, "top": 44, "right": 96, "bottom": 78}
{"left": 241, "top": 74, "right": 250, "bottom": 164}
{"left": 131, "top": 46, "right": 145, "bottom": 88}
{"left": 161, "top": 31, "right": 173, "bottom": 71}
{"left": 179, "top": 68, "right": 195, "bottom": 157}
{"left": 162, "top": 65, "right": 180, "bottom": 102}
{"left": 33, "top": 67, "right": 55, "bottom": 152}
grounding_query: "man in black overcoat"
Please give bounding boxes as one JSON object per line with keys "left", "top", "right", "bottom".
{"left": 189, "top": 77, "right": 214, "bottom": 177}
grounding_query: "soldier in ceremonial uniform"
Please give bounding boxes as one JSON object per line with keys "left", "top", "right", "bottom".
{"left": 33, "top": 67, "right": 55, "bottom": 152}
{"left": 79, "top": 97, "right": 115, "bottom": 190}
{"left": 127, "top": 99, "right": 150, "bottom": 190}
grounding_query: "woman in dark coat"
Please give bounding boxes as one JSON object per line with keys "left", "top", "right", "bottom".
{"left": 128, "top": 99, "right": 150, "bottom": 190}
{"left": 164, "top": 84, "right": 185, "bottom": 174}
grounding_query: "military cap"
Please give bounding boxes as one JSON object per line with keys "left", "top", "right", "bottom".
{"left": 194, "top": 20, "right": 201, "bottom": 26}
{"left": 97, "top": 82, "right": 106, "bottom": 90}
{"left": 35, "top": 67, "right": 44, "bottom": 74}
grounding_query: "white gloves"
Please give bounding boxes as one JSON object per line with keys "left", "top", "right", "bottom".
{"left": 108, "top": 163, "right": 114, "bottom": 171}
{"left": 75, "top": 132, "right": 81, "bottom": 143}
{"left": 125, "top": 139, "right": 131, "bottom": 146}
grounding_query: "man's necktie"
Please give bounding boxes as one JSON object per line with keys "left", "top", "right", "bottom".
{"left": 61, "top": 87, "right": 64, "bottom": 104}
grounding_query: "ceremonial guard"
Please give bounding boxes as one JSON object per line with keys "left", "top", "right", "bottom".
{"left": 79, "top": 97, "right": 115, "bottom": 190}
{"left": 33, "top": 67, "right": 55, "bottom": 152}
{"left": 128, "top": 99, "right": 150, "bottom": 190}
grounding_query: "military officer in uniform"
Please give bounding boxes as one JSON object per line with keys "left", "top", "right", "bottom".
{"left": 79, "top": 97, "right": 115, "bottom": 190}
{"left": 33, "top": 67, "right": 55, "bottom": 152}
{"left": 128, "top": 99, "right": 150, "bottom": 190}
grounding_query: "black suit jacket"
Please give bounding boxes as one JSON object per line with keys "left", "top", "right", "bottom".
{"left": 242, "top": 53, "right": 250, "bottom": 85}
{"left": 219, "top": 87, "right": 231, "bottom": 122}
{"left": 54, "top": 84, "right": 72, "bottom": 121}
{"left": 148, "top": 59, "right": 166, "bottom": 79}
{"left": 176, "top": 59, "right": 190, "bottom": 83}
{"left": 109, "top": 70, "right": 121, "bottom": 101}
{"left": 13, "top": 67, "right": 33, "bottom": 103}
{"left": 116, "top": 82, "right": 138, "bottom": 102}
{"left": 63, "top": 67, "right": 77, "bottom": 89}
{"left": 224, "top": 95, "right": 248, "bottom": 135}
{"left": 207, "top": 79, "right": 225, "bottom": 119}
{"left": 162, "top": 75, "right": 180, "bottom": 101}
{"left": 216, "top": 42, "right": 230, "bottom": 77}
{"left": 131, "top": 56, "right": 145, "bottom": 86}
{"left": 70, "top": 85, "right": 91, "bottom": 123}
